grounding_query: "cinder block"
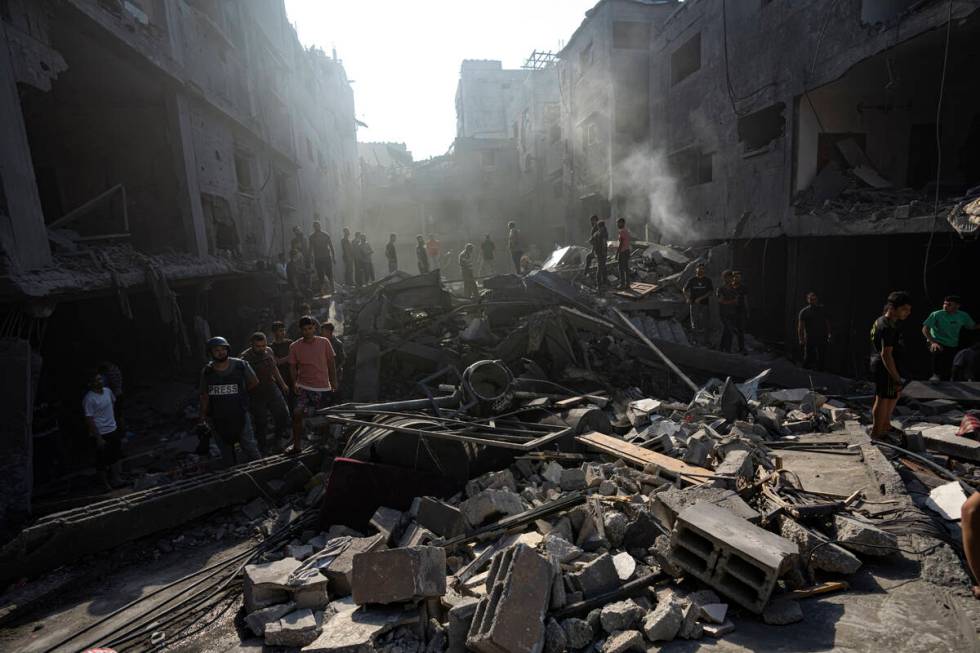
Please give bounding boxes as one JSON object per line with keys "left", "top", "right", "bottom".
{"left": 467, "top": 543, "right": 553, "bottom": 653}
{"left": 322, "top": 533, "right": 386, "bottom": 597}
{"left": 417, "top": 497, "right": 466, "bottom": 538}
{"left": 669, "top": 503, "right": 797, "bottom": 613}
{"left": 351, "top": 546, "right": 446, "bottom": 605}
{"left": 243, "top": 557, "right": 301, "bottom": 612}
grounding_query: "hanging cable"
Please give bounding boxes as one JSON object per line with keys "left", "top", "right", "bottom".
{"left": 922, "top": 0, "right": 954, "bottom": 302}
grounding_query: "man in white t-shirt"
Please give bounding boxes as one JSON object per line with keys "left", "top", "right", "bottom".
{"left": 83, "top": 371, "right": 122, "bottom": 490}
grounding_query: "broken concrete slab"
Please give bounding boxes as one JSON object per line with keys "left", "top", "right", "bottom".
{"left": 322, "top": 534, "right": 387, "bottom": 597}
{"left": 416, "top": 496, "right": 465, "bottom": 538}
{"left": 561, "top": 617, "right": 594, "bottom": 649}
{"left": 600, "top": 629, "right": 645, "bottom": 653}
{"left": 447, "top": 596, "right": 479, "bottom": 653}
{"left": 700, "top": 602, "right": 728, "bottom": 624}
{"left": 778, "top": 516, "right": 861, "bottom": 575}
{"left": 245, "top": 601, "right": 296, "bottom": 636}
{"left": 569, "top": 552, "right": 619, "bottom": 598}
{"left": 832, "top": 515, "right": 898, "bottom": 557}
{"left": 369, "top": 506, "right": 403, "bottom": 545}
{"left": 351, "top": 546, "right": 446, "bottom": 605}
{"left": 459, "top": 488, "right": 525, "bottom": 528}
{"left": 762, "top": 598, "right": 803, "bottom": 625}
{"left": 244, "top": 557, "right": 302, "bottom": 612}
{"left": 302, "top": 597, "right": 419, "bottom": 653}
{"left": 702, "top": 620, "right": 735, "bottom": 638}
{"left": 913, "top": 423, "right": 980, "bottom": 462}
{"left": 642, "top": 597, "right": 683, "bottom": 642}
{"left": 544, "top": 532, "right": 583, "bottom": 563}
{"left": 265, "top": 608, "right": 320, "bottom": 647}
{"left": 599, "top": 599, "right": 645, "bottom": 632}
{"left": 653, "top": 485, "right": 760, "bottom": 530}
{"left": 544, "top": 617, "right": 567, "bottom": 653}
{"left": 612, "top": 551, "right": 636, "bottom": 581}
{"left": 925, "top": 481, "right": 969, "bottom": 521}
{"left": 467, "top": 544, "right": 552, "bottom": 653}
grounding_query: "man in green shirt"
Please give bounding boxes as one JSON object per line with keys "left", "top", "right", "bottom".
{"left": 922, "top": 295, "right": 979, "bottom": 381}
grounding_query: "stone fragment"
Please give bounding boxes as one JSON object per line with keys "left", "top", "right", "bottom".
{"left": 600, "top": 629, "right": 645, "bottom": 653}
{"left": 291, "top": 570, "right": 331, "bottom": 610}
{"left": 561, "top": 617, "right": 593, "bottom": 649}
{"left": 599, "top": 599, "right": 645, "bottom": 632}
{"left": 544, "top": 617, "right": 567, "bottom": 653}
{"left": 542, "top": 461, "right": 564, "bottom": 484}
{"left": 447, "top": 597, "right": 479, "bottom": 653}
{"left": 832, "top": 515, "right": 899, "bottom": 556}
{"left": 569, "top": 553, "right": 619, "bottom": 598}
{"left": 544, "top": 532, "right": 583, "bottom": 563}
{"left": 584, "top": 464, "right": 606, "bottom": 487}
{"left": 302, "top": 597, "right": 419, "bottom": 652}
{"left": 416, "top": 497, "right": 465, "bottom": 538}
{"left": 678, "top": 603, "right": 703, "bottom": 639}
{"left": 370, "top": 506, "right": 403, "bottom": 545}
{"left": 560, "top": 468, "right": 588, "bottom": 491}
{"left": 244, "top": 557, "right": 301, "bottom": 612}
{"left": 245, "top": 601, "right": 295, "bottom": 636}
{"left": 460, "top": 488, "right": 525, "bottom": 528}
{"left": 762, "top": 598, "right": 803, "bottom": 625}
{"left": 779, "top": 517, "right": 861, "bottom": 574}
{"left": 703, "top": 620, "right": 735, "bottom": 638}
{"left": 642, "top": 599, "right": 683, "bottom": 642}
{"left": 265, "top": 608, "right": 320, "bottom": 647}
{"left": 322, "top": 534, "right": 387, "bottom": 597}
{"left": 612, "top": 551, "right": 636, "bottom": 581}
{"left": 597, "top": 480, "right": 618, "bottom": 496}
{"left": 699, "top": 603, "right": 728, "bottom": 624}
{"left": 352, "top": 546, "right": 446, "bottom": 605}
{"left": 713, "top": 450, "right": 753, "bottom": 483}
{"left": 654, "top": 485, "right": 760, "bottom": 529}
{"left": 622, "top": 511, "right": 659, "bottom": 549}
{"left": 603, "top": 511, "right": 628, "bottom": 548}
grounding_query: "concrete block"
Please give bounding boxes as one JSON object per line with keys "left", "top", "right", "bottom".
{"left": 369, "top": 506, "right": 403, "bottom": 545}
{"left": 460, "top": 488, "right": 525, "bottom": 528}
{"left": 600, "top": 629, "right": 645, "bottom": 653}
{"left": 560, "top": 468, "right": 587, "bottom": 491}
{"left": 762, "top": 598, "right": 803, "bottom": 625}
{"left": 244, "top": 557, "right": 301, "bottom": 612}
{"left": 654, "top": 486, "right": 760, "bottom": 530}
{"left": 544, "top": 532, "right": 583, "bottom": 563}
{"left": 467, "top": 544, "right": 552, "bottom": 653}
{"left": 612, "top": 552, "right": 636, "bottom": 581}
{"left": 544, "top": 617, "right": 567, "bottom": 653}
{"left": 599, "top": 599, "right": 645, "bottom": 632}
{"left": 416, "top": 497, "right": 465, "bottom": 538}
{"left": 713, "top": 450, "right": 753, "bottom": 483}
{"left": 642, "top": 598, "right": 683, "bottom": 642}
{"left": 569, "top": 552, "right": 619, "bottom": 598}
{"left": 447, "top": 596, "right": 479, "bottom": 653}
{"left": 351, "top": 546, "right": 446, "bottom": 605}
{"left": 322, "top": 534, "right": 387, "bottom": 597}
{"left": 542, "top": 461, "right": 564, "bottom": 484}
{"left": 832, "top": 515, "right": 898, "bottom": 556}
{"left": 779, "top": 516, "right": 861, "bottom": 574}
{"left": 397, "top": 522, "right": 436, "bottom": 548}
{"left": 682, "top": 432, "right": 711, "bottom": 466}
{"left": 670, "top": 503, "right": 798, "bottom": 613}
{"left": 466, "top": 469, "right": 518, "bottom": 497}
{"left": 292, "top": 571, "right": 331, "bottom": 610}
{"left": 678, "top": 603, "right": 703, "bottom": 639}
{"left": 265, "top": 608, "right": 320, "bottom": 647}
{"left": 245, "top": 601, "right": 295, "bottom": 636}
{"left": 603, "top": 511, "right": 628, "bottom": 548}
{"left": 561, "top": 617, "right": 594, "bottom": 649}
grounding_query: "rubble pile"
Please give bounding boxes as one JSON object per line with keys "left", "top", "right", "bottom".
{"left": 234, "top": 358, "right": 976, "bottom": 652}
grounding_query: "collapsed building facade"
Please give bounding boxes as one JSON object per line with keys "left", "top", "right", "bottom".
{"left": 0, "top": 0, "right": 360, "bottom": 526}
{"left": 556, "top": 0, "right": 980, "bottom": 376}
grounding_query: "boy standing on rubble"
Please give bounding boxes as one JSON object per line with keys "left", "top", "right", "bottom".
{"left": 198, "top": 336, "right": 261, "bottom": 467}
{"left": 287, "top": 316, "right": 338, "bottom": 455}
{"left": 416, "top": 235, "right": 430, "bottom": 274}
{"left": 683, "top": 263, "right": 713, "bottom": 346}
{"left": 870, "top": 291, "right": 912, "bottom": 440}
{"left": 308, "top": 221, "right": 335, "bottom": 295}
{"left": 615, "top": 218, "right": 630, "bottom": 290}
{"left": 83, "top": 370, "right": 123, "bottom": 490}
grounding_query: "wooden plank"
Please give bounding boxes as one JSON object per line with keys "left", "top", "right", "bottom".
{"left": 576, "top": 431, "right": 714, "bottom": 484}
{"left": 613, "top": 282, "right": 660, "bottom": 299}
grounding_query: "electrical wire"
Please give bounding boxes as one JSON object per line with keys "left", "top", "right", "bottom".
{"left": 922, "top": 0, "right": 954, "bottom": 302}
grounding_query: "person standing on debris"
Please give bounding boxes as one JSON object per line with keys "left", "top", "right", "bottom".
{"left": 290, "top": 226, "right": 309, "bottom": 269}
{"left": 732, "top": 270, "right": 749, "bottom": 353}
{"left": 83, "top": 370, "right": 122, "bottom": 490}
{"left": 797, "top": 291, "right": 832, "bottom": 371}
{"left": 416, "top": 235, "right": 430, "bottom": 274}
{"left": 584, "top": 215, "right": 599, "bottom": 277}
{"left": 870, "top": 291, "right": 912, "bottom": 440}
{"left": 459, "top": 243, "right": 478, "bottom": 299}
{"left": 308, "top": 220, "right": 336, "bottom": 295}
{"left": 426, "top": 234, "right": 441, "bottom": 270}
{"left": 922, "top": 295, "right": 978, "bottom": 382}
{"left": 953, "top": 338, "right": 980, "bottom": 381}
{"left": 341, "top": 227, "right": 354, "bottom": 287}
{"left": 286, "top": 249, "right": 307, "bottom": 300}
{"left": 270, "top": 321, "right": 292, "bottom": 385}
{"left": 717, "top": 270, "right": 740, "bottom": 353}
{"left": 615, "top": 218, "right": 630, "bottom": 290}
{"left": 287, "top": 316, "right": 338, "bottom": 455}
{"left": 364, "top": 235, "right": 376, "bottom": 282}
{"left": 385, "top": 233, "right": 398, "bottom": 274}
{"left": 480, "top": 234, "right": 496, "bottom": 276}
{"left": 241, "top": 332, "right": 290, "bottom": 455}
{"left": 352, "top": 232, "right": 365, "bottom": 286}
{"left": 683, "top": 263, "right": 714, "bottom": 346}
{"left": 507, "top": 221, "right": 524, "bottom": 274}
{"left": 320, "top": 322, "right": 346, "bottom": 384}
{"left": 594, "top": 219, "right": 609, "bottom": 290}
{"left": 198, "top": 336, "right": 261, "bottom": 467}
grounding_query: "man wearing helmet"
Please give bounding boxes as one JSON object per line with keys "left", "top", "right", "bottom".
{"left": 198, "top": 336, "right": 261, "bottom": 467}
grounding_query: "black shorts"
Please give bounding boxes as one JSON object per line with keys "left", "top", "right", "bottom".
{"left": 871, "top": 360, "right": 899, "bottom": 399}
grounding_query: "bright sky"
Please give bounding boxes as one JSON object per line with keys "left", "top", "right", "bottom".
{"left": 284, "top": 0, "right": 598, "bottom": 160}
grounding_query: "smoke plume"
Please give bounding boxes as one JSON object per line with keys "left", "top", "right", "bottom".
{"left": 614, "top": 148, "right": 697, "bottom": 244}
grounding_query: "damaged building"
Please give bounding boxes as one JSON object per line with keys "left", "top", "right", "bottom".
{"left": 0, "top": 0, "right": 360, "bottom": 526}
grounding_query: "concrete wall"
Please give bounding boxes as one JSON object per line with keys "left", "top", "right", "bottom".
{"left": 456, "top": 60, "right": 526, "bottom": 140}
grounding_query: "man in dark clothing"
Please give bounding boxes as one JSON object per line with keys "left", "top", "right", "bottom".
{"left": 717, "top": 270, "right": 740, "bottom": 353}
{"left": 341, "top": 227, "right": 354, "bottom": 287}
{"left": 459, "top": 243, "right": 478, "bottom": 298}
{"left": 615, "top": 218, "right": 630, "bottom": 290}
{"left": 507, "top": 221, "right": 523, "bottom": 274}
{"left": 270, "top": 321, "right": 292, "bottom": 384}
{"left": 320, "top": 322, "right": 346, "bottom": 384}
{"left": 308, "top": 221, "right": 335, "bottom": 294}
{"left": 240, "top": 332, "right": 290, "bottom": 454}
{"left": 198, "top": 336, "right": 261, "bottom": 467}
{"left": 594, "top": 220, "right": 609, "bottom": 290}
{"left": 416, "top": 235, "right": 430, "bottom": 274}
{"left": 797, "top": 291, "right": 832, "bottom": 371}
{"left": 870, "top": 291, "right": 912, "bottom": 440}
{"left": 83, "top": 370, "right": 122, "bottom": 490}
{"left": 286, "top": 250, "right": 307, "bottom": 301}
{"left": 290, "top": 226, "right": 309, "bottom": 269}
{"left": 480, "top": 234, "right": 496, "bottom": 276}
{"left": 682, "top": 263, "right": 713, "bottom": 346}
{"left": 953, "top": 341, "right": 980, "bottom": 381}
{"left": 385, "top": 233, "right": 398, "bottom": 274}
{"left": 584, "top": 215, "right": 599, "bottom": 278}
{"left": 732, "top": 270, "right": 748, "bottom": 353}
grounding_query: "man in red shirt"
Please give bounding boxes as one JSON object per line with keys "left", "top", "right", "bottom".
{"left": 616, "top": 217, "right": 631, "bottom": 290}
{"left": 287, "top": 315, "right": 338, "bottom": 454}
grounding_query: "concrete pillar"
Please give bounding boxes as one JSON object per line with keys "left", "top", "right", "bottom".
{"left": 166, "top": 91, "right": 209, "bottom": 257}
{"left": 0, "top": 338, "right": 37, "bottom": 529}
{"left": 0, "top": 25, "right": 52, "bottom": 272}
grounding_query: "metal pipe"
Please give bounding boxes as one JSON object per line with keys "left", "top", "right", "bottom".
{"left": 613, "top": 307, "right": 699, "bottom": 393}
